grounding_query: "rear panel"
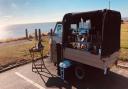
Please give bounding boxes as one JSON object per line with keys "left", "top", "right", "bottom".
{"left": 101, "top": 10, "right": 121, "bottom": 57}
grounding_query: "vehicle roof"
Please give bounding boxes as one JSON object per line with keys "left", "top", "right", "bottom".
{"left": 62, "top": 9, "right": 120, "bottom": 22}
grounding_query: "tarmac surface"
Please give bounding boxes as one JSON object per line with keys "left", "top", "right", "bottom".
{"left": 0, "top": 57, "right": 128, "bottom": 89}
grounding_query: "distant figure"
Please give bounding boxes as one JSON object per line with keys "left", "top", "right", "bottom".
{"left": 48, "top": 28, "right": 53, "bottom": 56}
{"left": 49, "top": 28, "right": 53, "bottom": 52}
{"left": 49, "top": 28, "right": 57, "bottom": 65}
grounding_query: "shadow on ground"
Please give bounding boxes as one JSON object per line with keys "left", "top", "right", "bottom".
{"left": 35, "top": 64, "right": 128, "bottom": 89}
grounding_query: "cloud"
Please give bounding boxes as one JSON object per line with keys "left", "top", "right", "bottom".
{"left": 3, "top": 15, "right": 12, "bottom": 18}
{"left": 0, "top": 15, "right": 13, "bottom": 24}
{"left": 25, "top": 1, "right": 30, "bottom": 6}
{"left": 11, "top": 2, "right": 17, "bottom": 8}
{"left": 0, "top": 12, "right": 2, "bottom": 15}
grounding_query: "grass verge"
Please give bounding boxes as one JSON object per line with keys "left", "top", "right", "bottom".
{"left": 0, "top": 36, "right": 49, "bottom": 67}
{"left": 119, "top": 23, "right": 128, "bottom": 61}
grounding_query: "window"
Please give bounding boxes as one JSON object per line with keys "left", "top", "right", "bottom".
{"left": 55, "top": 24, "right": 62, "bottom": 37}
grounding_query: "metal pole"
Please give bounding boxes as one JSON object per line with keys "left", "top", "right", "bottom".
{"left": 109, "top": 0, "right": 111, "bottom": 10}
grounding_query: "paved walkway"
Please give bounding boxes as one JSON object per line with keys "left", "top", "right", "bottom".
{"left": 0, "top": 58, "right": 128, "bottom": 89}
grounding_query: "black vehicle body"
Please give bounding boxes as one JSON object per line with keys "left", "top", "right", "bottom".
{"left": 51, "top": 9, "right": 121, "bottom": 79}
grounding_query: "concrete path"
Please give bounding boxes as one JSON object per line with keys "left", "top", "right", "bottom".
{"left": 0, "top": 57, "right": 128, "bottom": 89}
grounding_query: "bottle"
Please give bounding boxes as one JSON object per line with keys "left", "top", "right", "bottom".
{"left": 79, "top": 18, "right": 84, "bottom": 35}
{"left": 85, "top": 20, "right": 91, "bottom": 33}
{"left": 99, "top": 46, "right": 101, "bottom": 55}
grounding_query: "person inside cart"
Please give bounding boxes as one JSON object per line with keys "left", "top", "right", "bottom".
{"left": 80, "top": 31, "right": 92, "bottom": 51}
{"left": 80, "top": 33, "right": 88, "bottom": 49}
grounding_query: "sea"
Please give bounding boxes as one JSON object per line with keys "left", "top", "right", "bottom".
{"left": 0, "top": 22, "right": 56, "bottom": 41}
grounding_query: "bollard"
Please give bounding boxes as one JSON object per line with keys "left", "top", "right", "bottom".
{"left": 38, "top": 29, "right": 42, "bottom": 41}
{"left": 35, "top": 29, "right": 38, "bottom": 40}
{"left": 25, "top": 29, "right": 28, "bottom": 39}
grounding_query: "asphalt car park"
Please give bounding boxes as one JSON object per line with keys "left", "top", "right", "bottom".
{"left": 0, "top": 57, "right": 128, "bottom": 89}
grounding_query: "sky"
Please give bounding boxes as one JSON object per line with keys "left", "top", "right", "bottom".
{"left": 0, "top": 0, "right": 128, "bottom": 27}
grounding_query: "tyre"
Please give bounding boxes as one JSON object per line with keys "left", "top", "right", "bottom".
{"left": 75, "top": 65, "right": 85, "bottom": 80}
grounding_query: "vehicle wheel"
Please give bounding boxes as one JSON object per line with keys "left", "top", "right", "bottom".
{"left": 75, "top": 66, "right": 85, "bottom": 80}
